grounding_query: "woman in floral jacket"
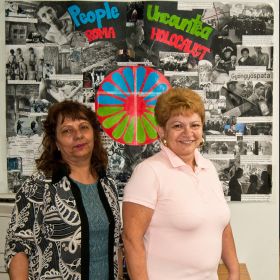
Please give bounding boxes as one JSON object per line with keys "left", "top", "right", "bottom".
{"left": 5, "top": 100, "right": 122, "bottom": 280}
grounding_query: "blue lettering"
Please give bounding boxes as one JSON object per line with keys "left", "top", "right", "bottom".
{"left": 67, "top": 5, "right": 81, "bottom": 28}
{"left": 104, "top": 2, "right": 112, "bottom": 19}
{"left": 95, "top": 9, "right": 106, "bottom": 28}
{"left": 80, "top": 13, "right": 88, "bottom": 25}
{"left": 87, "top": 11, "right": 96, "bottom": 24}
{"left": 111, "top": 6, "right": 119, "bottom": 19}
{"left": 67, "top": 2, "right": 120, "bottom": 29}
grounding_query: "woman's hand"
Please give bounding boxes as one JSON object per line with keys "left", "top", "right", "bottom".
{"left": 228, "top": 271, "right": 240, "bottom": 280}
{"left": 8, "top": 252, "right": 29, "bottom": 280}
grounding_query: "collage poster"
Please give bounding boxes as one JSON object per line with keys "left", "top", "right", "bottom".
{"left": 5, "top": 1, "right": 274, "bottom": 203}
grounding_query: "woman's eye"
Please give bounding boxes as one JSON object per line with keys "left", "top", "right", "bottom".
{"left": 173, "top": 124, "right": 182, "bottom": 129}
{"left": 62, "top": 129, "right": 72, "bottom": 135}
{"left": 81, "top": 125, "right": 89, "bottom": 130}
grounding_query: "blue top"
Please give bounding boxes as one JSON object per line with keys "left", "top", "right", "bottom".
{"left": 75, "top": 181, "right": 110, "bottom": 280}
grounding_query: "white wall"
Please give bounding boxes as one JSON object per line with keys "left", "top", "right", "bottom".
{"left": 0, "top": 1, "right": 279, "bottom": 279}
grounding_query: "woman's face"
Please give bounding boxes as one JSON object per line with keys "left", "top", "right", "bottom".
{"left": 56, "top": 115, "right": 94, "bottom": 166}
{"left": 37, "top": 6, "right": 57, "bottom": 25}
{"left": 158, "top": 111, "right": 203, "bottom": 164}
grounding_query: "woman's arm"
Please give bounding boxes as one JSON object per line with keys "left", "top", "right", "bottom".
{"left": 8, "top": 252, "right": 29, "bottom": 280}
{"left": 5, "top": 175, "right": 43, "bottom": 279}
{"left": 221, "top": 223, "right": 240, "bottom": 280}
{"left": 118, "top": 247, "right": 124, "bottom": 280}
{"left": 122, "top": 202, "right": 154, "bottom": 280}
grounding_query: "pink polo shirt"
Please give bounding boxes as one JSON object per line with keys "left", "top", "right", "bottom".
{"left": 123, "top": 145, "right": 230, "bottom": 280}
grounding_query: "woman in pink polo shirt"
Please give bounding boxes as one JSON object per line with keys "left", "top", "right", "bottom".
{"left": 123, "top": 88, "right": 239, "bottom": 280}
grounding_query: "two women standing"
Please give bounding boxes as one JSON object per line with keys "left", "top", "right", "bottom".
{"left": 5, "top": 88, "right": 239, "bottom": 279}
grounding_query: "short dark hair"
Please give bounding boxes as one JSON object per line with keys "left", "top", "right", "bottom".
{"left": 36, "top": 101, "right": 108, "bottom": 176}
{"left": 254, "top": 82, "right": 264, "bottom": 89}
{"left": 241, "top": 48, "right": 249, "bottom": 54}
{"left": 235, "top": 167, "right": 243, "bottom": 177}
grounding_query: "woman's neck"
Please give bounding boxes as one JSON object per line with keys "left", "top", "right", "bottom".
{"left": 69, "top": 164, "right": 97, "bottom": 184}
{"left": 180, "top": 154, "right": 196, "bottom": 171}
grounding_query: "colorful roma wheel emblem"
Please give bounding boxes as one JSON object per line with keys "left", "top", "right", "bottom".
{"left": 96, "top": 66, "right": 171, "bottom": 145}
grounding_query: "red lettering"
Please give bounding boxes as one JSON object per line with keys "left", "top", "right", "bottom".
{"left": 182, "top": 38, "right": 192, "bottom": 53}
{"left": 150, "top": 27, "right": 157, "bottom": 40}
{"left": 84, "top": 27, "right": 116, "bottom": 43}
{"left": 148, "top": 27, "right": 210, "bottom": 60}
{"left": 173, "top": 35, "right": 184, "bottom": 50}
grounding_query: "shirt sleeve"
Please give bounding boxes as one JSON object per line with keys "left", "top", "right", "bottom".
{"left": 123, "top": 160, "right": 160, "bottom": 210}
{"left": 4, "top": 176, "right": 39, "bottom": 269}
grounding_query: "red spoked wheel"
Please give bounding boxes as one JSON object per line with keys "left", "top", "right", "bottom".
{"left": 96, "top": 66, "right": 170, "bottom": 145}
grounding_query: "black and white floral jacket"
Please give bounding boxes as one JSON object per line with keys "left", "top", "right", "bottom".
{"left": 5, "top": 167, "right": 121, "bottom": 280}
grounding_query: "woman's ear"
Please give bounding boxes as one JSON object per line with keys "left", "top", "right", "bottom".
{"left": 156, "top": 126, "right": 165, "bottom": 140}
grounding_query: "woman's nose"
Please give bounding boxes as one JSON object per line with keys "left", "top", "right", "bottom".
{"left": 74, "top": 128, "right": 83, "bottom": 139}
{"left": 183, "top": 126, "right": 192, "bottom": 135}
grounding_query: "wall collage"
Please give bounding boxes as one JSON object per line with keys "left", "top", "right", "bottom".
{"left": 5, "top": 1, "right": 274, "bottom": 202}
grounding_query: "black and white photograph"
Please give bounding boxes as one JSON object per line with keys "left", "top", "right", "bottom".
{"left": 6, "top": 83, "right": 42, "bottom": 136}
{"left": 243, "top": 122, "right": 272, "bottom": 135}
{"left": 204, "top": 118, "right": 226, "bottom": 135}
{"left": 159, "top": 51, "right": 191, "bottom": 72}
{"left": 126, "top": 1, "right": 144, "bottom": 23}
{"left": 39, "top": 79, "right": 84, "bottom": 103}
{"left": 6, "top": 45, "right": 44, "bottom": 81}
{"left": 220, "top": 81, "right": 258, "bottom": 117}
{"left": 236, "top": 46, "right": 273, "bottom": 69}
{"left": 240, "top": 140, "right": 272, "bottom": 156}
{"left": 203, "top": 140, "right": 237, "bottom": 155}
{"left": 14, "top": 116, "right": 43, "bottom": 136}
{"left": 229, "top": 3, "right": 274, "bottom": 38}
{"left": 210, "top": 158, "right": 238, "bottom": 195}
{"left": 81, "top": 41, "right": 119, "bottom": 74}
{"left": 241, "top": 164, "right": 272, "bottom": 195}
{"left": 167, "top": 74, "right": 200, "bottom": 90}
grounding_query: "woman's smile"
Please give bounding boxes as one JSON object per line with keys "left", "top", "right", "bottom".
{"left": 158, "top": 111, "right": 203, "bottom": 166}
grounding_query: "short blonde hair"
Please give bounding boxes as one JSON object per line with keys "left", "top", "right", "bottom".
{"left": 155, "top": 88, "right": 205, "bottom": 127}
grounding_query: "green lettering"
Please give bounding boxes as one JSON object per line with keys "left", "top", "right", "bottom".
{"left": 159, "top": 12, "right": 170, "bottom": 24}
{"left": 146, "top": 6, "right": 213, "bottom": 40}
{"left": 200, "top": 27, "right": 213, "bottom": 40}
{"left": 168, "top": 15, "right": 180, "bottom": 27}
{"left": 190, "top": 15, "right": 202, "bottom": 35}
{"left": 146, "top": 4, "right": 160, "bottom": 21}
{"left": 178, "top": 19, "right": 191, "bottom": 31}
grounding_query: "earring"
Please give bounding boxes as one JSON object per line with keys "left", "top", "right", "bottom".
{"left": 162, "top": 138, "right": 167, "bottom": 146}
{"left": 199, "top": 138, "right": 205, "bottom": 147}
